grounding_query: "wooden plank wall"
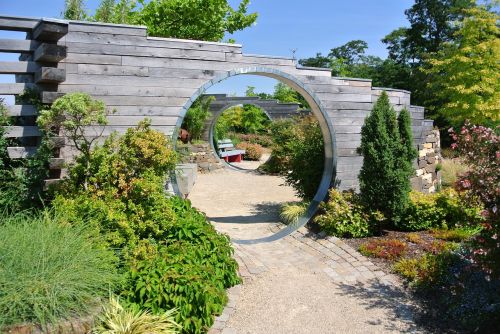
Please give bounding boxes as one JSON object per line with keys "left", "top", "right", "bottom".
{"left": 0, "top": 16, "right": 68, "bottom": 182}
{"left": 1, "top": 17, "right": 433, "bottom": 191}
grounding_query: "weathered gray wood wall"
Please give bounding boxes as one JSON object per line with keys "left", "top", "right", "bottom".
{"left": 0, "top": 15, "right": 433, "bottom": 193}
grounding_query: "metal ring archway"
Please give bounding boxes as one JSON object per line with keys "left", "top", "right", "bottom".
{"left": 173, "top": 67, "right": 337, "bottom": 244}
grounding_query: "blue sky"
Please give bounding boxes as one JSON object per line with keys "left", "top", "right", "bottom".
{"left": 0, "top": 0, "right": 414, "bottom": 101}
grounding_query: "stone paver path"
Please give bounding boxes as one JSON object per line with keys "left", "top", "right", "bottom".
{"left": 188, "top": 166, "right": 423, "bottom": 334}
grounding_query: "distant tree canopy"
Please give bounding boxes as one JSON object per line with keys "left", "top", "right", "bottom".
{"left": 62, "top": 0, "right": 258, "bottom": 42}
{"left": 246, "top": 83, "right": 310, "bottom": 110}
{"left": 299, "top": 0, "right": 498, "bottom": 134}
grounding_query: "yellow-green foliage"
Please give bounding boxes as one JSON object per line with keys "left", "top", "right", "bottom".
{"left": 398, "top": 188, "right": 483, "bottom": 231}
{"left": 406, "top": 232, "right": 424, "bottom": 244}
{"left": 440, "top": 158, "right": 468, "bottom": 188}
{"left": 393, "top": 258, "right": 420, "bottom": 280}
{"left": 393, "top": 252, "right": 458, "bottom": 287}
{"left": 280, "top": 202, "right": 309, "bottom": 225}
{"left": 425, "top": 6, "right": 500, "bottom": 125}
{"left": 93, "top": 297, "right": 180, "bottom": 334}
{"left": 431, "top": 226, "right": 481, "bottom": 242}
{"left": 315, "top": 189, "right": 380, "bottom": 238}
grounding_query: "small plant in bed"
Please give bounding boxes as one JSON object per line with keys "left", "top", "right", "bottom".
{"left": 359, "top": 239, "right": 408, "bottom": 260}
{"left": 280, "top": 201, "right": 309, "bottom": 225}
{"left": 236, "top": 141, "right": 263, "bottom": 160}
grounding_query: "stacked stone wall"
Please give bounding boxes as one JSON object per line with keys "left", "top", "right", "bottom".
{"left": 178, "top": 143, "right": 223, "bottom": 173}
{"left": 411, "top": 129, "right": 441, "bottom": 193}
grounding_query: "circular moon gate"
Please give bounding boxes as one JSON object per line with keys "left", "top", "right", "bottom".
{"left": 174, "top": 67, "right": 337, "bottom": 244}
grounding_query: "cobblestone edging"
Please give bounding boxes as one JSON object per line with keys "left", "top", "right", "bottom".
{"left": 208, "top": 225, "right": 399, "bottom": 334}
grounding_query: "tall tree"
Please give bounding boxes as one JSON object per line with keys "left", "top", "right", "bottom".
{"left": 74, "top": 0, "right": 257, "bottom": 41}
{"left": 328, "top": 40, "right": 368, "bottom": 64}
{"left": 358, "top": 92, "right": 412, "bottom": 224}
{"left": 425, "top": 5, "right": 500, "bottom": 126}
{"left": 137, "top": 0, "right": 257, "bottom": 41}
{"left": 383, "top": 0, "right": 476, "bottom": 65}
{"left": 62, "top": 0, "right": 87, "bottom": 20}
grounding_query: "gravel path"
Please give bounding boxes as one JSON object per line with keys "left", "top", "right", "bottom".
{"left": 188, "top": 164, "right": 424, "bottom": 334}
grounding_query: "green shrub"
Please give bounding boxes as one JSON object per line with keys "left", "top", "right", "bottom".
{"left": 236, "top": 141, "right": 263, "bottom": 160}
{"left": 0, "top": 211, "right": 119, "bottom": 327}
{"left": 285, "top": 116, "right": 324, "bottom": 199}
{"left": 93, "top": 296, "right": 180, "bottom": 334}
{"left": 122, "top": 197, "right": 240, "bottom": 334}
{"left": 182, "top": 96, "right": 213, "bottom": 140}
{"left": 397, "top": 189, "right": 483, "bottom": 231}
{"left": 235, "top": 133, "right": 273, "bottom": 147}
{"left": 0, "top": 96, "right": 52, "bottom": 213}
{"left": 264, "top": 116, "right": 324, "bottom": 199}
{"left": 315, "top": 189, "right": 380, "bottom": 238}
{"left": 359, "top": 239, "right": 408, "bottom": 260}
{"left": 280, "top": 201, "right": 309, "bottom": 225}
{"left": 358, "top": 92, "right": 415, "bottom": 225}
{"left": 393, "top": 257, "right": 420, "bottom": 280}
{"left": 52, "top": 119, "right": 239, "bottom": 333}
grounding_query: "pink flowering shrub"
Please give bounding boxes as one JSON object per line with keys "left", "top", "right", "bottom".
{"left": 449, "top": 121, "right": 499, "bottom": 277}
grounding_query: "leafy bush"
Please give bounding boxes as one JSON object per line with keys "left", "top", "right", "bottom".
{"left": 284, "top": 116, "right": 324, "bottom": 199}
{"left": 264, "top": 116, "right": 324, "bottom": 199}
{"left": 358, "top": 92, "right": 416, "bottom": 225}
{"left": 52, "top": 119, "right": 239, "bottom": 333}
{"left": 260, "top": 118, "right": 295, "bottom": 174}
{"left": 0, "top": 96, "right": 52, "bottom": 213}
{"left": 0, "top": 211, "right": 119, "bottom": 327}
{"left": 280, "top": 201, "right": 309, "bottom": 225}
{"left": 359, "top": 239, "right": 407, "bottom": 260}
{"left": 236, "top": 141, "right": 263, "bottom": 160}
{"left": 234, "top": 133, "right": 273, "bottom": 147}
{"left": 93, "top": 296, "right": 180, "bottom": 334}
{"left": 449, "top": 122, "right": 499, "bottom": 277}
{"left": 315, "top": 189, "right": 381, "bottom": 238}
{"left": 122, "top": 197, "right": 240, "bottom": 334}
{"left": 240, "top": 104, "right": 269, "bottom": 134}
{"left": 182, "top": 96, "right": 213, "bottom": 140}
{"left": 440, "top": 158, "right": 468, "bottom": 188}
{"left": 397, "top": 189, "right": 483, "bottom": 231}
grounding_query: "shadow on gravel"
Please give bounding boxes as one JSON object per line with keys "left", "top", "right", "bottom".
{"left": 209, "top": 202, "right": 282, "bottom": 224}
{"left": 336, "top": 282, "right": 427, "bottom": 333}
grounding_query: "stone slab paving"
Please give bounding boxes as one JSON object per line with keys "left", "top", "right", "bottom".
{"left": 189, "top": 166, "right": 423, "bottom": 334}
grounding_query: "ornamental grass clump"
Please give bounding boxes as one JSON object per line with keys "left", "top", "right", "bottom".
{"left": 0, "top": 211, "right": 119, "bottom": 328}
{"left": 93, "top": 296, "right": 180, "bottom": 334}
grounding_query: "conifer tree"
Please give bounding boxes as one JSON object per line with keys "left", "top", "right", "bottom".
{"left": 358, "top": 92, "right": 412, "bottom": 224}
{"left": 398, "top": 108, "right": 418, "bottom": 164}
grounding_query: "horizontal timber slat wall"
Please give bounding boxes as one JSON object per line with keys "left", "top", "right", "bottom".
{"left": 1, "top": 15, "right": 434, "bottom": 191}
